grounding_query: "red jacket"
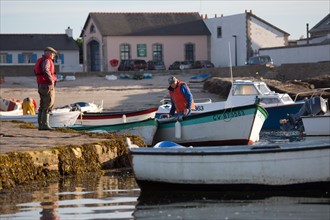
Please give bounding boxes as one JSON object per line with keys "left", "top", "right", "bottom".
{"left": 169, "top": 81, "right": 195, "bottom": 114}
{"left": 34, "top": 56, "right": 57, "bottom": 85}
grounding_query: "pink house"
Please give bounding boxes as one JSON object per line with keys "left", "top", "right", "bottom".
{"left": 80, "top": 12, "right": 211, "bottom": 72}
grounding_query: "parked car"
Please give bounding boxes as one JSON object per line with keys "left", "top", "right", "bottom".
{"left": 168, "top": 61, "right": 193, "bottom": 70}
{"left": 118, "top": 59, "right": 147, "bottom": 71}
{"left": 193, "top": 60, "right": 215, "bottom": 69}
{"left": 147, "top": 61, "right": 166, "bottom": 70}
{"left": 246, "top": 55, "right": 274, "bottom": 68}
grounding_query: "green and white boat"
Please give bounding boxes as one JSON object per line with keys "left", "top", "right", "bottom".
{"left": 154, "top": 104, "right": 268, "bottom": 146}
{"left": 71, "top": 118, "right": 158, "bottom": 146}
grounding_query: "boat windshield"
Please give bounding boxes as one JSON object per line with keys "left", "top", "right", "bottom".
{"left": 256, "top": 84, "right": 272, "bottom": 94}
{"left": 233, "top": 85, "right": 259, "bottom": 95}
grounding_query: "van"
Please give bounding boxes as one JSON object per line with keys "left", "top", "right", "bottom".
{"left": 247, "top": 55, "right": 274, "bottom": 68}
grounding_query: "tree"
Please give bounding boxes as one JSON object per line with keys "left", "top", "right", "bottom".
{"left": 75, "top": 38, "right": 83, "bottom": 64}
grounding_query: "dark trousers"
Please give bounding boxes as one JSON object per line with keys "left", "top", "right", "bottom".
{"left": 38, "top": 84, "right": 55, "bottom": 113}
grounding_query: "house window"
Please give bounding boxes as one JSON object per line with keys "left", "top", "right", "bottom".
{"left": 120, "top": 44, "right": 131, "bottom": 60}
{"left": 22, "top": 53, "right": 33, "bottom": 63}
{"left": 184, "top": 43, "right": 195, "bottom": 62}
{"left": 0, "top": 53, "right": 8, "bottom": 63}
{"left": 217, "top": 26, "right": 222, "bottom": 38}
{"left": 90, "top": 24, "right": 96, "bottom": 33}
{"left": 152, "top": 43, "right": 163, "bottom": 62}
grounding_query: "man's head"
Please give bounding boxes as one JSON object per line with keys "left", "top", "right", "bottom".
{"left": 44, "top": 47, "right": 57, "bottom": 59}
{"left": 168, "top": 76, "right": 178, "bottom": 88}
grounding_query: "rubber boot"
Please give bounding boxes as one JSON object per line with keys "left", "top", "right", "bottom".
{"left": 40, "top": 111, "right": 53, "bottom": 130}
{"left": 37, "top": 110, "right": 42, "bottom": 130}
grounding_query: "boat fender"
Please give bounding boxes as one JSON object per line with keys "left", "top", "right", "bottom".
{"left": 122, "top": 114, "right": 127, "bottom": 123}
{"left": 175, "top": 120, "right": 181, "bottom": 139}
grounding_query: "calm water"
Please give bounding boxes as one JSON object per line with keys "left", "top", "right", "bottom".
{"left": 1, "top": 131, "right": 329, "bottom": 220}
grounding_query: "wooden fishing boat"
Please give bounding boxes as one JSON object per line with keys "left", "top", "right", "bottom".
{"left": 76, "top": 107, "right": 158, "bottom": 126}
{"left": 71, "top": 118, "right": 158, "bottom": 145}
{"left": 127, "top": 137, "right": 330, "bottom": 191}
{"left": 154, "top": 103, "right": 268, "bottom": 146}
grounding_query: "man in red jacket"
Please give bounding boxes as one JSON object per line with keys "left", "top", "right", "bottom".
{"left": 34, "top": 47, "right": 58, "bottom": 130}
{"left": 168, "top": 76, "right": 195, "bottom": 117}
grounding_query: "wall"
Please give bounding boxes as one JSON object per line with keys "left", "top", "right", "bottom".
{"left": 248, "top": 16, "right": 287, "bottom": 55}
{"left": 260, "top": 43, "right": 330, "bottom": 66}
{"left": 204, "top": 12, "right": 288, "bottom": 68}
{"left": 104, "top": 36, "right": 209, "bottom": 72}
{"left": 204, "top": 13, "right": 247, "bottom": 67}
{"left": 0, "top": 64, "right": 60, "bottom": 76}
{"left": 2, "top": 61, "right": 328, "bottom": 82}
{"left": 0, "top": 50, "right": 81, "bottom": 73}
{"left": 60, "top": 50, "right": 82, "bottom": 72}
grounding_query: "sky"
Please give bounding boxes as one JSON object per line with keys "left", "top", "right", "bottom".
{"left": 1, "top": 0, "right": 329, "bottom": 40}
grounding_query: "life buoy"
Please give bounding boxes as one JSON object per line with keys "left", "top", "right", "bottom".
{"left": 110, "top": 59, "right": 119, "bottom": 67}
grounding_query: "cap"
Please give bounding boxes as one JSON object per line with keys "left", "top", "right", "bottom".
{"left": 168, "top": 76, "right": 177, "bottom": 84}
{"left": 44, "top": 47, "right": 57, "bottom": 54}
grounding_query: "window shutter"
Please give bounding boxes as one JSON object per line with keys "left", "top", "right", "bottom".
{"left": 60, "top": 54, "right": 64, "bottom": 64}
{"left": 7, "top": 54, "right": 13, "bottom": 63}
{"left": 32, "top": 54, "right": 37, "bottom": 63}
{"left": 18, "top": 54, "right": 23, "bottom": 63}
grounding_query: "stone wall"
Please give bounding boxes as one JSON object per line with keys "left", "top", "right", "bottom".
{"left": 1, "top": 61, "right": 329, "bottom": 81}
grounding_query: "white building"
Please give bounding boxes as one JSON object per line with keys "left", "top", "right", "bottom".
{"left": 203, "top": 11, "right": 289, "bottom": 67}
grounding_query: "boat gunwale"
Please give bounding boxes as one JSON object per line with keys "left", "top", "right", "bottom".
{"left": 157, "top": 104, "right": 268, "bottom": 125}
{"left": 129, "top": 142, "right": 330, "bottom": 156}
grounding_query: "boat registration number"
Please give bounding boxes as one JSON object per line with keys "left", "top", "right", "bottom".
{"left": 213, "top": 110, "right": 245, "bottom": 121}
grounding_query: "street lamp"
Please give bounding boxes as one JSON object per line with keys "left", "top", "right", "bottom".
{"left": 232, "top": 35, "right": 237, "bottom": 66}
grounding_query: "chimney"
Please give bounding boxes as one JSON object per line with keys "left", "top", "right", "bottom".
{"left": 205, "top": 14, "right": 208, "bottom": 19}
{"left": 65, "top": 26, "right": 73, "bottom": 38}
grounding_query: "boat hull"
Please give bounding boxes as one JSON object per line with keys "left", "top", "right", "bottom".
{"left": 263, "top": 103, "right": 304, "bottom": 129}
{"left": 129, "top": 139, "right": 330, "bottom": 191}
{"left": 301, "top": 114, "right": 330, "bottom": 136}
{"left": 71, "top": 118, "right": 158, "bottom": 145}
{"left": 0, "top": 111, "right": 80, "bottom": 127}
{"left": 154, "top": 104, "right": 268, "bottom": 146}
{"left": 76, "top": 107, "right": 157, "bottom": 126}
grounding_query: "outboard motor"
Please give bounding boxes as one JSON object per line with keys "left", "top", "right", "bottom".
{"left": 281, "top": 96, "right": 328, "bottom": 131}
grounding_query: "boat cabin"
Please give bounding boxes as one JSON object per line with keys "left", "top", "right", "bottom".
{"left": 228, "top": 80, "right": 295, "bottom": 107}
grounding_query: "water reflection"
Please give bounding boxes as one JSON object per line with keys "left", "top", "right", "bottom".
{"left": 1, "top": 131, "right": 330, "bottom": 219}
{"left": 0, "top": 169, "right": 140, "bottom": 220}
{"left": 135, "top": 191, "right": 330, "bottom": 220}
{"left": 0, "top": 169, "right": 330, "bottom": 220}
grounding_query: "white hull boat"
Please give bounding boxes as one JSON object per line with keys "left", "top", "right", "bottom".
{"left": 0, "top": 111, "right": 81, "bottom": 127}
{"left": 55, "top": 101, "right": 103, "bottom": 113}
{"left": 71, "top": 118, "right": 158, "bottom": 145}
{"left": 154, "top": 104, "right": 268, "bottom": 146}
{"left": 301, "top": 114, "right": 330, "bottom": 136}
{"left": 76, "top": 107, "right": 158, "bottom": 126}
{"left": 281, "top": 91, "right": 330, "bottom": 136}
{"left": 127, "top": 137, "right": 330, "bottom": 191}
